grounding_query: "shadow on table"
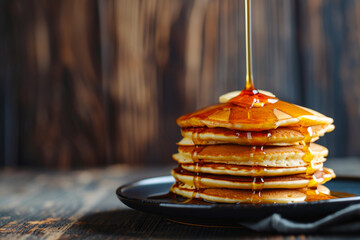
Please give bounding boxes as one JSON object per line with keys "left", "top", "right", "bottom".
{"left": 67, "top": 210, "right": 360, "bottom": 238}
{"left": 67, "top": 209, "right": 264, "bottom": 238}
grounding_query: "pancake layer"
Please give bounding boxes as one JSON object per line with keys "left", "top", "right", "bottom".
{"left": 171, "top": 183, "right": 333, "bottom": 203}
{"left": 173, "top": 143, "right": 327, "bottom": 167}
{"left": 177, "top": 101, "right": 333, "bottom": 131}
{"left": 179, "top": 125, "right": 334, "bottom": 146}
{"left": 180, "top": 162, "right": 324, "bottom": 176}
{"left": 170, "top": 90, "right": 335, "bottom": 203}
{"left": 171, "top": 167, "right": 335, "bottom": 190}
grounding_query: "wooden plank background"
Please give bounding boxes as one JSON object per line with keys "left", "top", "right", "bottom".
{"left": 1, "top": 0, "right": 360, "bottom": 168}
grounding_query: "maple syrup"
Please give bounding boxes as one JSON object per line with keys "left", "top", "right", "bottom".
{"left": 244, "top": 0, "right": 253, "bottom": 91}
{"left": 171, "top": 0, "right": 336, "bottom": 204}
{"left": 191, "top": 127, "right": 206, "bottom": 144}
{"left": 191, "top": 145, "right": 205, "bottom": 198}
{"left": 304, "top": 188, "right": 337, "bottom": 202}
{"left": 170, "top": 167, "right": 343, "bottom": 203}
{"left": 297, "top": 126, "right": 320, "bottom": 188}
{"left": 238, "top": 0, "right": 269, "bottom": 203}
{"left": 249, "top": 145, "right": 266, "bottom": 202}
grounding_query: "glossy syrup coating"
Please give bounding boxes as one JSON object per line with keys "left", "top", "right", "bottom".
{"left": 177, "top": 90, "right": 333, "bottom": 131}
{"left": 179, "top": 124, "right": 334, "bottom": 146}
{"left": 176, "top": 90, "right": 335, "bottom": 202}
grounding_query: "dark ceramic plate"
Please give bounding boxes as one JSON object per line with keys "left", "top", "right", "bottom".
{"left": 116, "top": 176, "right": 360, "bottom": 223}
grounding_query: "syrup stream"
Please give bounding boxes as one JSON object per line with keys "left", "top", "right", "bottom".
{"left": 245, "top": 0, "right": 254, "bottom": 90}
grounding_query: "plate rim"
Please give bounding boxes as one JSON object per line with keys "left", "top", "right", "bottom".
{"left": 116, "top": 175, "right": 360, "bottom": 209}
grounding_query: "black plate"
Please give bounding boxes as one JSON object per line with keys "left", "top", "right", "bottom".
{"left": 116, "top": 176, "right": 360, "bottom": 223}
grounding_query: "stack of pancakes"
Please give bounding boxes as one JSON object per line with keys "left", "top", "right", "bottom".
{"left": 170, "top": 91, "right": 335, "bottom": 203}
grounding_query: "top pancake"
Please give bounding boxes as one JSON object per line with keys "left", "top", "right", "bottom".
{"left": 177, "top": 98, "right": 333, "bottom": 131}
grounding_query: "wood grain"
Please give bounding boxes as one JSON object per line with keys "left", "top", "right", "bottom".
{"left": 7, "top": 0, "right": 107, "bottom": 168}
{"left": 2, "top": 0, "right": 360, "bottom": 167}
{"left": 296, "top": 0, "right": 360, "bottom": 157}
{"left": 0, "top": 162, "right": 359, "bottom": 239}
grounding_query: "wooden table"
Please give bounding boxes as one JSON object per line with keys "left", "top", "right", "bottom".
{"left": 1, "top": 159, "right": 360, "bottom": 239}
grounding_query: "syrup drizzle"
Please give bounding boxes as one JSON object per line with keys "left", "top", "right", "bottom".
{"left": 171, "top": 167, "right": 338, "bottom": 203}
{"left": 228, "top": 0, "right": 277, "bottom": 109}
{"left": 191, "top": 145, "right": 205, "bottom": 199}
{"left": 244, "top": 0, "right": 270, "bottom": 202}
{"left": 231, "top": 129, "right": 272, "bottom": 145}
{"left": 249, "top": 145, "right": 267, "bottom": 202}
{"left": 251, "top": 177, "right": 265, "bottom": 203}
{"left": 174, "top": 0, "right": 334, "bottom": 203}
{"left": 224, "top": 0, "right": 278, "bottom": 121}
{"left": 191, "top": 127, "right": 206, "bottom": 145}
{"left": 245, "top": 0, "right": 254, "bottom": 91}
{"left": 298, "top": 126, "right": 321, "bottom": 188}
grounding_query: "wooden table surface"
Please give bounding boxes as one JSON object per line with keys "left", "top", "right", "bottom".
{"left": 1, "top": 159, "right": 360, "bottom": 239}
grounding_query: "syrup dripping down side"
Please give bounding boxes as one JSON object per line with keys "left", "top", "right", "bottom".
{"left": 299, "top": 126, "right": 319, "bottom": 188}
{"left": 191, "top": 144, "right": 205, "bottom": 200}
{"left": 298, "top": 125, "right": 334, "bottom": 200}
{"left": 248, "top": 144, "right": 268, "bottom": 203}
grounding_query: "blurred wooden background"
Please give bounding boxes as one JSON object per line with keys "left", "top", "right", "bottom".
{"left": 1, "top": 0, "right": 359, "bottom": 168}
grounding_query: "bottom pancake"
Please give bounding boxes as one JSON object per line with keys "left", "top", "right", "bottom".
{"left": 170, "top": 183, "right": 333, "bottom": 204}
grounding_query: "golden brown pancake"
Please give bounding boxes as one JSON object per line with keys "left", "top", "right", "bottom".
{"left": 179, "top": 125, "right": 334, "bottom": 146}
{"left": 174, "top": 143, "right": 328, "bottom": 167}
{"left": 177, "top": 101, "right": 333, "bottom": 131}
{"left": 171, "top": 90, "right": 335, "bottom": 203}
{"left": 171, "top": 167, "right": 335, "bottom": 189}
{"left": 180, "top": 162, "right": 324, "bottom": 177}
{"left": 170, "top": 183, "right": 332, "bottom": 203}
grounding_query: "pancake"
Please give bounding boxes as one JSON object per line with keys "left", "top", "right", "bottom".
{"left": 173, "top": 153, "right": 326, "bottom": 168}
{"left": 179, "top": 125, "right": 335, "bottom": 146}
{"left": 170, "top": 183, "right": 332, "bottom": 203}
{"left": 172, "top": 167, "right": 335, "bottom": 189}
{"left": 176, "top": 100, "right": 334, "bottom": 131}
{"left": 180, "top": 162, "right": 324, "bottom": 177}
{"left": 171, "top": 89, "right": 335, "bottom": 203}
{"left": 174, "top": 143, "right": 328, "bottom": 167}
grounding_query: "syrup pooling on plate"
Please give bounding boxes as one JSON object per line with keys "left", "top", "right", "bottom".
{"left": 304, "top": 188, "right": 336, "bottom": 202}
